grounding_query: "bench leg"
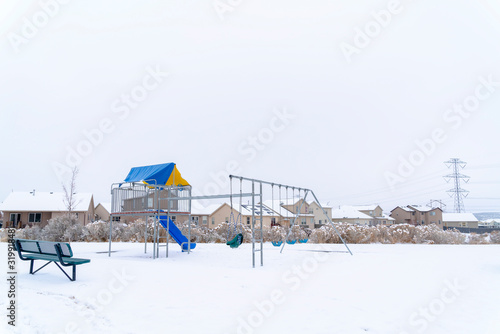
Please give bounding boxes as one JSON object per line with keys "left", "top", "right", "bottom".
{"left": 53, "top": 262, "right": 76, "bottom": 281}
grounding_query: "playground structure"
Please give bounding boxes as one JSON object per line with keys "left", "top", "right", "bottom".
{"left": 108, "top": 163, "right": 352, "bottom": 268}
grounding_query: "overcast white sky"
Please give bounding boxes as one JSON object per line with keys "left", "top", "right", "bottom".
{"left": 1, "top": 0, "right": 499, "bottom": 213}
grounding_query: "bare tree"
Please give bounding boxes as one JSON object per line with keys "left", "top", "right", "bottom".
{"left": 62, "top": 167, "right": 80, "bottom": 214}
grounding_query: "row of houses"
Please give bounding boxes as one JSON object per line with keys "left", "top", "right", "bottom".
{"left": 0, "top": 191, "right": 482, "bottom": 230}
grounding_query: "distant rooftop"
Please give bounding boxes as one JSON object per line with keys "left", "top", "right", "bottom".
{"left": 0, "top": 191, "right": 93, "bottom": 212}
{"left": 443, "top": 213, "right": 478, "bottom": 222}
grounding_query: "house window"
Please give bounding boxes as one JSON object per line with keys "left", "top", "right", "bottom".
{"left": 191, "top": 216, "right": 199, "bottom": 226}
{"left": 29, "top": 213, "right": 42, "bottom": 223}
{"left": 202, "top": 216, "right": 207, "bottom": 225}
{"left": 430, "top": 212, "right": 436, "bottom": 216}
{"left": 247, "top": 217, "right": 251, "bottom": 225}
{"left": 212, "top": 217, "right": 215, "bottom": 225}
{"left": 271, "top": 218, "right": 276, "bottom": 224}
{"left": 112, "top": 216, "right": 120, "bottom": 222}
{"left": 301, "top": 218, "right": 306, "bottom": 224}
{"left": 310, "top": 218, "right": 314, "bottom": 225}
{"left": 225, "top": 217, "right": 229, "bottom": 223}
{"left": 319, "top": 220, "right": 322, "bottom": 224}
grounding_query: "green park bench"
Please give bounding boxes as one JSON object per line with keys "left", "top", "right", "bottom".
{"left": 14, "top": 239, "right": 90, "bottom": 281}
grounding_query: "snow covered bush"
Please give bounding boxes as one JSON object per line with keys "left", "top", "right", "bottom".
{"left": 15, "top": 225, "right": 43, "bottom": 241}
{"left": 86, "top": 221, "right": 111, "bottom": 242}
{"left": 287, "top": 225, "right": 308, "bottom": 241}
{"left": 120, "top": 219, "right": 155, "bottom": 242}
{"left": 490, "top": 231, "right": 500, "bottom": 244}
{"left": 467, "top": 233, "right": 489, "bottom": 245}
{"left": 41, "top": 215, "right": 80, "bottom": 242}
{"left": 269, "top": 226, "right": 286, "bottom": 242}
{"left": 414, "top": 225, "right": 448, "bottom": 244}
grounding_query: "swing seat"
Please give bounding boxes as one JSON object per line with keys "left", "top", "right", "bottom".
{"left": 271, "top": 241, "right": 283, "bottom": 247}
{"left": 227, "top": 233, "right": 243, "bottom": 248}
{"left": 286, "top": 240, "right": 297, "bottom": 245}
{"left": 298, "top": 239, "right": 308, "bottom": 243}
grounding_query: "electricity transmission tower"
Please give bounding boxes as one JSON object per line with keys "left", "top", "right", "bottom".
{"left": 444, "top": 158, "right": 470, "bottom": 213}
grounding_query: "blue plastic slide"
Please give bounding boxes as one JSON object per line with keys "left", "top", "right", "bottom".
{"left": 158, "top": 216, "right": 196, "bottom": 251}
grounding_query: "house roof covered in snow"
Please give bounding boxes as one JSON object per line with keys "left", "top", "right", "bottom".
{"left": 349, "top": 205, "right": 381, "bottom": 211}
{"left": 309, "top": 201, "right": 333, "bottom": 208}
{"left": 393, "top": 206, "right": 415, "bottom": 212}
{"left": 190, "top": 201, "right": 225, "bottom": 215}
{"left": 443, "top": 213, "right": 478, "bottom": 222}
{"left": 0, "top": 192, "right": 93, "bottom": 212}
{"left": 381, "top": 214, "right": 396, "bottom": 221}
{"left": 331, "top": 206, "right": 373, "bottom": 220}
{"left": 392, "top": 205, "right": 441, "bottom": 213}
{"left": 408, "top": 205, "right": 441, "bottom": 212}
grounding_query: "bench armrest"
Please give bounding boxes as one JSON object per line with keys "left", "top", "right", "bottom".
{"left": 14, "top": 239, "right": 31, "bottom": 261}
{"left": 54, "top": 243, "right": 72, "bottom": 267}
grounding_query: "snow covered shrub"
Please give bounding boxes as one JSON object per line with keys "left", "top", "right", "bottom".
{"left": 121, "top": 219, "right": 154, "bottom": 242}
{"left": 41, "top": 215, "right": 80, "bottom": 242}
{"left": 85, "top": 221, "right": 111, "bottom": 242}
{"left": 175, "top": 220, "right": 216, "bottom": 243}
{"left": 414, "top": 225, "right": 448, "bottom": 244}
{"left": 373, "top": 225, "right": 394, "bottom": 244}
{"left": 15, "top": 225, "right": 43, "bottom": 240}
{"left": 64, "top": 221, "right": 88, "bottom": 242}
{"left": 287, "top": 225, "right": 308, "bottom": 241}
{"left": 490, "top": 231, "right": 500, "bottom": 244}
{"left": 0, "top": 229, "right": 7, "bottom": 242}
{"left": 309, "top": 224, "right": 340, "bottom": 243}
{"left": 309, "top": 226, "right": 328, "bottom": 243}
{"left": 269, "top": 226, "right": 286, "bottom": 242}
{"left": 389, "top": 224, "right": 416, "bottom": 243}
{"left": 213, "top": 221, "right": 236, "bottom": 243}
{"left": 193, "top": 226, "right": 221, "bottom": 243}
{"left": 443, "top": 228, "right": 466, "bottom": 244}
{"left": 467, "top": 233, "right": 489, "bottom": 245}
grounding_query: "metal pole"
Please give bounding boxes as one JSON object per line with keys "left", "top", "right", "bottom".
{"left": 188, "top": 187, "right": 192, "bottom": 255}
{"left": 144, "top": 216, "right": 148, "bottom": 254}
{"left": 310, "top": 190, "right": 353, "bottom": 256}
{"left": 108, "top": 214, "right": 113, "bottom": 257}
{"left": 252, "top": 181, "right": 255, "bottom": 268}
{"left": 167, "top": 187, "right": 171, "bottom": 258}
{"left": 108, "top": 186, "right": 114, "bottom": 257}
{"left": 260, "top": 182, "right": 263, "bottom": 266}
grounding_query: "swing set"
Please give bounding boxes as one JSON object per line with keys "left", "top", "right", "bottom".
{"left": 227, "top": 175, "right": 353, "bottom": 263}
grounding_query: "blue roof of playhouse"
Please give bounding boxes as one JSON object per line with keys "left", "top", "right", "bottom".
{"left": 124, "top": 163, "right": 190, "bottom": 186}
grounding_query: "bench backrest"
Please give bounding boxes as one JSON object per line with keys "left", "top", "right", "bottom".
{"left": 15, "top": 239, "right": 73, "bottom": 257}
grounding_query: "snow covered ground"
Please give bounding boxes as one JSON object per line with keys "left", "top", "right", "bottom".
{"left": 1, "top": 242, "right": 500, "bottom": 334}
